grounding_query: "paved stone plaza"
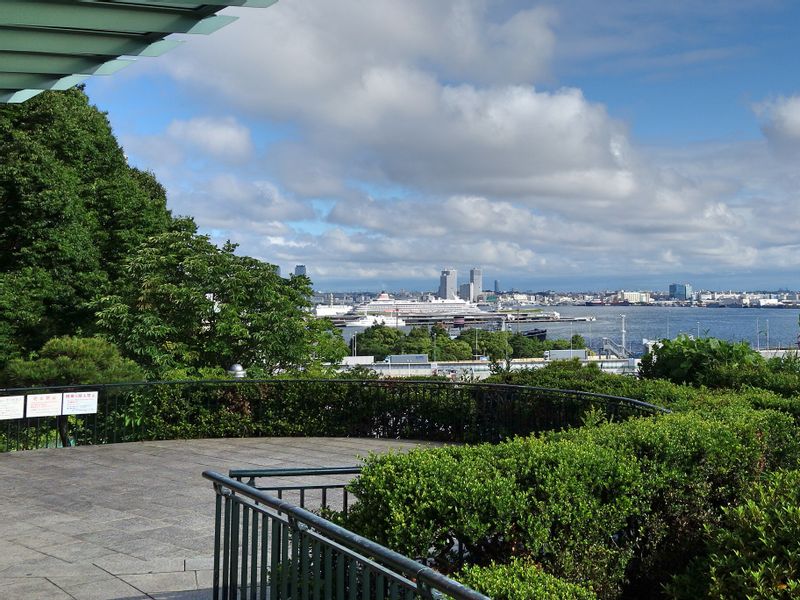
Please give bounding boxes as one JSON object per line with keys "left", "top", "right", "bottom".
{"left": 0, "top": 437, "right": 430, "bottom": 599}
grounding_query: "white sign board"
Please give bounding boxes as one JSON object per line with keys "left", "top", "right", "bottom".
{"left": 62, "top": 391, "right": 98, "bottom": 415}
{"left": 0, "top": 395, "right": 25, "bottom": 420}
{"left": 26, "top": 393, "right": 63, "bottom": 418}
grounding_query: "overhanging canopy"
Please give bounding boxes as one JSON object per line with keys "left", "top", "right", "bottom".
{"left": 0, "top": 0, "right": 275, "bottom": 103}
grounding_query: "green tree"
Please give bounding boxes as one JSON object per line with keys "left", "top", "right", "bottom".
{"left": 0, "top": 88, "right": 173, "bottom": 364}
{"left": 350, "top": 324, "right": 403, "bottom": 361}
{"left": 93, "top": 229, "right": 329, "bottom": 376}
{"left": 457, "top": 328, "right": 512, "bottom": 361}
{"left": 2, "top": 336, "right": 145, "bottom": 447}
{"left": 2, "top": 336, "right": 143, "bottom": 387}
{"left": 640, "top": 335, "right": 764, "bottom": 386}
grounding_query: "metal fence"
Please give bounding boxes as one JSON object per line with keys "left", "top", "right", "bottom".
{"left": 205, "top": 470, "right": 489, "bottom": 600}
{"left": 0, "top": 379, "right": 669, "bottom": 452}
{"left": 230, "top": 466, "right": 361, "bottom": 518}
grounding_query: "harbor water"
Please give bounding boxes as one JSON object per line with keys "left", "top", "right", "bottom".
{"left": 343, "top": 305, "right": 800, "bottom": 357}
{"left": 533, "top": 305, "right": 800, "bottom": 356}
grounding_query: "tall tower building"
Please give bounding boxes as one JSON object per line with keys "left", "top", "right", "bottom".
{"left": 438, "top": 269, "right": 457, "bottom": 299}
{"left": 494, "top": 280, "right": 500, "bottom": 294}
{"left": 469, "top": 268, "right": 482, "bottom": 302}
{"left": 459, "top": 282, "right": 474, "bottom": 302}
{"left": 294, "top": 264, "right": 307, "bottom": 277}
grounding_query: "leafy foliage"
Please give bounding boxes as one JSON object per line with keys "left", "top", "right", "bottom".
{"left": 640, "top": 336, "right": 800, "bottom": 397}
{"left": 0, "top": 88, "right": 173, "bottom": 364}
{"left": 668, "top": 469, "right": 800, "bottom": 599}
{"left": 343, "top": 405, "right": 800, "bottom": 599}
{"left": 459, "top": 559, "right": 596, "bottom": 600}
{"left": 93, "top": 229, "right": 344, "bottom": 377}
{"left": 640, "top": 335, "right": 763, "bottom": 386}
{"left": 351, "top": 325, "right": 587, "bottom": 362}
{"left": 2, "top": 336, "right": 143, "bottom": 386}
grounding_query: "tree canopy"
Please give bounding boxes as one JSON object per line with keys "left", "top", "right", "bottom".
{"left": 93, "top": 228, "right": 345, "bottom": 376}
{"left": 2, "top": 336, "right": 144, "bottom": 387}
{"left": 0, "top": 88, "right": 173, "bottom": 363}
{"left": 0, "top": 88, "right": 347, "bottom": 381}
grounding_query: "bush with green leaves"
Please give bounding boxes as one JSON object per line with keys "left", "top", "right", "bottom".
{"left": 640, "top": 335, "right": 764, "bottom": 386}
{"left": 345, "top": 436, "right": 645, "bottom": 599}
{"left": 458, "top": 559, "right": 596, "bottom": 600}
{"left": 1, "top": 336, "right": 143, "bottom": 386}
{"left": 343, "top": 405, "right": 800, "bottom": 599}
{"left": 668, "top": 469, "right": 800, "bottom": 599}
{"left": 486, "top": 360, "right": 698, "bottom": 408}
{"left": 639, "top": 335, "right": 800, "bottom": 397}
{"left": 556, "top": 405, "right": 798, "bottom": 596}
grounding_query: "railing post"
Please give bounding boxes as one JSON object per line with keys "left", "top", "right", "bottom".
{"left": 213, "top": 487, "right": 223, "bottom": 598}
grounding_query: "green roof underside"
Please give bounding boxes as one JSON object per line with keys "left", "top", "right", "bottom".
{"left": 0, "top": 0, "right": 276, "bottom": 103}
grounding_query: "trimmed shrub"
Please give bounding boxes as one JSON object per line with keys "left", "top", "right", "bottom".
{"left": 668, "top": 469, "right": 800, "bottom": 599}
{"left": 486, "top": 361, "right": 698, "bottom": 408}
{"left": 459, "top": 559, "right": 596, "bottom": 600}
{"left": 552, "top": 405, "right": 800, "bottom": 596}
{"left": 344, "top": 406, "right": 800, "bottom": 599}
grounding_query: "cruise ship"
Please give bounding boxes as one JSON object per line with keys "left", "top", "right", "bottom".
{"left": 353, "top": 292, "right": 484, "bottom": 317}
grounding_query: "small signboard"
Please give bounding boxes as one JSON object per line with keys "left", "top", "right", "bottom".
{"left": 26, "top": 393, "right": 63, "bottom": 418}
{"left": 0, "top": 395, "right": 25, "bottom": 420}
{"left": 62, "top": 391, "right": 98, "bottom": 415}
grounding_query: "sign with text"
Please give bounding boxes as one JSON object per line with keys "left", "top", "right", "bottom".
{"left": 0, "top": 395, "right": 24, "bottom": 420}
{"left": 26, "top": 393, "right": 63, "bottom": 418}
{"left": 62, "top": 391, "right": 98, "bottom": 415}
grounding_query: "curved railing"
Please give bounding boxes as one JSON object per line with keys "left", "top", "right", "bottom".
{"left": 0, "top": 379, "right": 669, "bottom": 451}
{"left": 204, "top": 470, "right": 490, "bottom": 600}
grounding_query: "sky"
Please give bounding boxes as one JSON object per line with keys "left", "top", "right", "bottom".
{"left": 85, "top": 0, "right": 800, "bottom": 293}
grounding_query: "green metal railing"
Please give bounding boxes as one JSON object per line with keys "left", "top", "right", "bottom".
{"left": 230, "top": 466, "right": 361, "bottom": 517}
{"left": 0, "top": 379, "right": 669, "bottom": 452}
{"left": 205, "top": 470, "right": 489, "bottom": 600}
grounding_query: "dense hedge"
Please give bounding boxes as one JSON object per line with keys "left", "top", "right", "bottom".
{"left": 668, "top": 469, "right": 800, "bottom": 599}
{"left": 3, "top": 376, "right": 662, "bottom": 451}
{"left": 485, "top": 361, "right": 698, "bottom": 408}
{"left": 459, "top": 559, "right": 596, "bottom": 600}
{"left": 487, "top": 360, "right": 800, "bottom": 423}
{"left": 343, "top": 405, "right": 800, "bottom": 599}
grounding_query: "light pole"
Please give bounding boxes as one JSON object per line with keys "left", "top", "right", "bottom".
{"left": 352, "top": 332, "right": 357, "bottom": 357}
{"left": 756, "top": 318, "right": 760, "bottom": 351}
{"left": 620, "top": 314, "right": 626, "bottom": 353}
{"left": 766, "top": 319, "right": 770, "bottom": 350}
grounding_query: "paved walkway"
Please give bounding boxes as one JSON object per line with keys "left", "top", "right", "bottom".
{"left": 0, "top": 438, "right": 431, "bottom": 599}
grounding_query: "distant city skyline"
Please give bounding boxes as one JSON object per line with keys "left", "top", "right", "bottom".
{"left": 306, "top": 270, "right": 798, "bottom": 295}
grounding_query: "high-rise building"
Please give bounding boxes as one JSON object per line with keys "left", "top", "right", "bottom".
{"left": 469, "top": 268, "right": 482, "bottom": 302}
{"left": 294, "top": 264, "right": 307, "bottom": 277}
{"left": 438, "top": 269, "right": 457, "bottom": 299}
{"left": 494, "top": 279, "right": 500, "bottom": 293}
{"left": 459, "top": 282, "right": 474, "bottom": 302}
{"left": 669, "top": 283, "right": 693, "bottom": 301}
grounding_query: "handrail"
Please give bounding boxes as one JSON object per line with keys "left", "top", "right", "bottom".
{"left": 0, "top": 378, "right": 670, "bottom": 414}
{"left": 0, "top": 378, "right": 670, "bottom": 452}
{"left": 229, "top": 466, "right": 362, "bottom": 479}
{"left": 204, "top": 470, "right": 490, "bottom": 600}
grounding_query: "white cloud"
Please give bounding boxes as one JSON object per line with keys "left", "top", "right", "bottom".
{"left": 756, "top": 95, "right": 800, "bottom": 155}
{"left": 166, "top": 116, "right": 253, "bottom": 162}
{"left": 107, "top": 1, "right": 800, "bottom": 288}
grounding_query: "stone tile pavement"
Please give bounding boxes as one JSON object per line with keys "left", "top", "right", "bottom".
{"left": 0, "top": 437, "right": 431, "bottom": 599}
